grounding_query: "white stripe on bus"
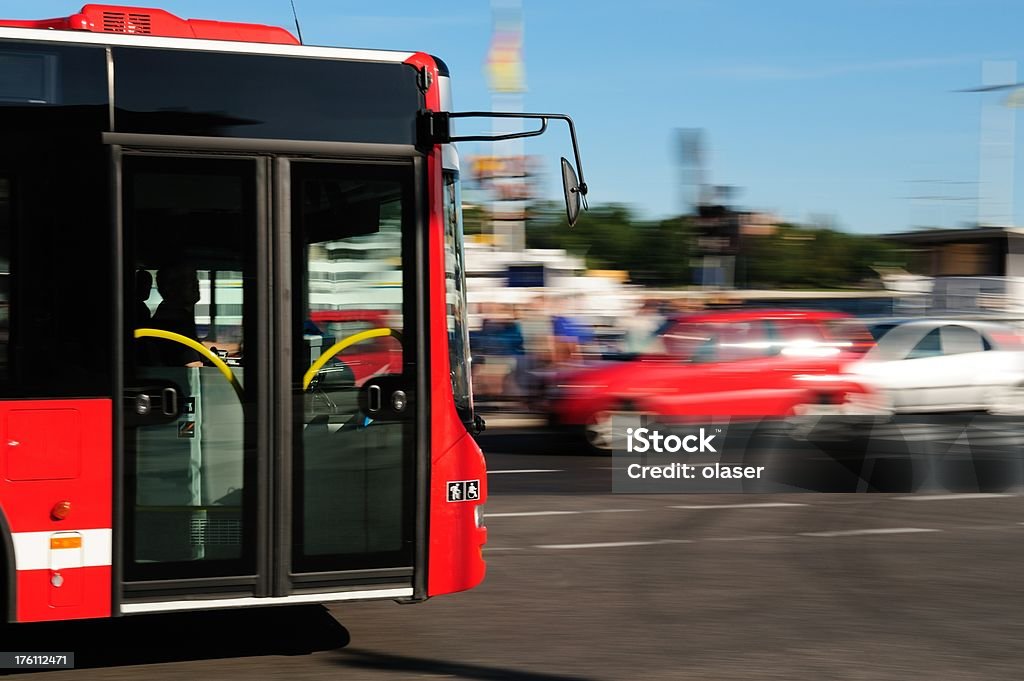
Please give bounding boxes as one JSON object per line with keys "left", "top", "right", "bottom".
{"left": 11, "top": 528, "right": 112, "bottom": 571}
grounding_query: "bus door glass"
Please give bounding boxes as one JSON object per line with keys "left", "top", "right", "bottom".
{"left": 122, "top": 155, "right": 260, "bottom": 582}
{"left": 289, "top": 160, "right": 416, "bottom": 575}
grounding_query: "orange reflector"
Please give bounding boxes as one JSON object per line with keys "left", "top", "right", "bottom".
{"left": 50, "top": 536, "right": 82, "bottom": 550}
{"left": 50, "top": 500, "right": 71, "bottom": 521}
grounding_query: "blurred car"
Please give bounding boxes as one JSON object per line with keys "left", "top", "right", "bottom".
{"left": 846, "top": 319, "right": 1024, "bottom": 414}
{"left": 543, "top": 309, "right": 885, "bottom": 451}
{"left": 308, "top": 309, "right": 403, "bottom": 384}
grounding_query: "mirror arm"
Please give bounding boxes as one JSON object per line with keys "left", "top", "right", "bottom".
{"left": 427, "top": 111, "right": 588, "bottom": 197}
{"left": 446, "top": 115, "right": 548, "bottom": 142}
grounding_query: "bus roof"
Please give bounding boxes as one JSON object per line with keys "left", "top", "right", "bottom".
{"left": 0, "top": 5, "right": 417, "bottom": 64}
{"left": 0, "top": 4, "right": 300, "bottom": 45}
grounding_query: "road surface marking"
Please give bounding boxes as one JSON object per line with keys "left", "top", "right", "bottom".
{"left": 487, "top": 511, "right": 578, "bottom": 518}
{"left": 799, "top": 528, "right": 940, "bottom": 538}
{"left": 894, "top": 493, "right": 1015, "bottom": 501}
{"left": 669, "top": 502, "right": 808, "bottom": 510}
{"left": 536, "top": 539, "right": 692, "bottom": 550}
{"left": 487, "top": 508, "right": 643, "bottom": 518}
{"left": 488, "top": 469, "right": 563, "bottom": 475}
{"left": 706, "top": 535, "right": 789, "bottom": 542}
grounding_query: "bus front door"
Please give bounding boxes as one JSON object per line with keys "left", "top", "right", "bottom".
{"left": 121, "top": 154, "right": 263, "bottom": 599}
{"left": 283, "top": 159, "right": 418, "bottom": 591}
{"left": 119, "top": 152, "right": 420, "bottom": 609}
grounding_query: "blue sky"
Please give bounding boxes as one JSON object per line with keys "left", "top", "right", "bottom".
{"left": 9, "top": 1, "right": 1024, "bottom": 233}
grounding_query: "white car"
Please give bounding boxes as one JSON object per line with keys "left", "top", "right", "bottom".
{"left": 847, "top": 320, "right": 1024, "bottom": 414}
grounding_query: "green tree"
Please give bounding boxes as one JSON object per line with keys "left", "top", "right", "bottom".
{"left": 525, "top": 202, "right": 693, "bottom": 286}
{"left": 512, "top": 202, "right": 903, "bottom": 289}
{"left": 742, "top": 224, "right": 905, "bottom": 288}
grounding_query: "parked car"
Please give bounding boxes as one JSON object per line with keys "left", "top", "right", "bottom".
{"left": 846, "top": 319, "right": 1024, "bottom": 414}
{"left": 543, "top": 309, "right": 885, "bottom": 452}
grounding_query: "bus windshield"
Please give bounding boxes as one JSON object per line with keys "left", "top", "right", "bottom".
{"left": 443, "top": 170, "right": 474, "bottom": 421}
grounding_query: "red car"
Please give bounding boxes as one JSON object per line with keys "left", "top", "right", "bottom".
{"left": 544, "top": 309, "right": 883, "bottom": 451}
{"left": 308, "top": 309, "right": 403, "bottom": 384}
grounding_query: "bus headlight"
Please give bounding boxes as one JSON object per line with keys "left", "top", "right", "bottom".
{"left": 474, "top": 504, "right": 485, "bottom": 528}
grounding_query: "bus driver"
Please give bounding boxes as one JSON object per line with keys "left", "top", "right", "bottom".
{"left": 150, "top": 264, "right": 204, "bottom": 368}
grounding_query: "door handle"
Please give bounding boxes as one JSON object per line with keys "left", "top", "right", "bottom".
{"left": 162, "top": 387, "right": 178, "bottom": 416}
{"left": 368, "top": 384, "right": 382, "bottom": 413}
{"left": 124, "top": 380, "right": 185, "bottom": 427}
{"left": 359, "top": 377, "right": 412, "bottom": 420}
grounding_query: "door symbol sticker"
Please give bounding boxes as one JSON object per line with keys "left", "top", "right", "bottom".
{"left": 178, "top": 421, "right": 196, "bottom": 439}
{"left": 447, "top": 480, "right": 480, "bottom": 502}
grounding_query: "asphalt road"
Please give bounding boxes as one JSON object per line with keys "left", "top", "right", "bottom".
{"left": 5, "top": 418, "right": 1024, "bottom": 680}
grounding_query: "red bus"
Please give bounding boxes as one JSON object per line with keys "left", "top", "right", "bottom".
{"left": 0, "top": 4, "right": 587, "bottom": 623}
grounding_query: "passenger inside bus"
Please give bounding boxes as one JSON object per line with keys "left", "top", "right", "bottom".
{"left": 150, "top": 264, "right": 204, "bottom": 367}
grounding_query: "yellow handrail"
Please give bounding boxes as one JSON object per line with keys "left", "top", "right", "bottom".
{"left": 303, "top": 327, "right": 402, "bottom": 390}
{"left": 134, "top": 328, "right": 244, "bottom": 402}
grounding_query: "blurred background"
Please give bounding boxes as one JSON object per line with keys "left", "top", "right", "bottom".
{"left": 10, "top": 1, "right": 1024, "bottom": 679}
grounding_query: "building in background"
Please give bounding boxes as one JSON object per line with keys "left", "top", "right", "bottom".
{"left": 885, "top": 226, "right": 1024, "bottom": 314}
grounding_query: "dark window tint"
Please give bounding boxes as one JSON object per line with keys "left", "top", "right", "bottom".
{"left": 0, "top": 158, "right": 113, "bottom": 397}
{"left": 907, "top": 328, "right": 942, "bottom": 360}
{"left": 0, "top": 86, "right": 112, "bottom": 399}
{"left": 113, "top": 48, "right": 420, "bottom": 143}
{"left": 0, "top": 43, "right": 111, "bottom": 396}
{"left": 0, "top": 51, "right": 57, "bottom": 103}
{"left": 0, "top": 42, "right": 109, "bottom": 133}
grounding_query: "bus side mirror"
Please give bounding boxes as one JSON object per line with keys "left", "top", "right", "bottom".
{"left": 427, "top": 111, "right": 590, "bottom": 226}
{"left": 561, "top": 157, "right": 582, "bottom": 227}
